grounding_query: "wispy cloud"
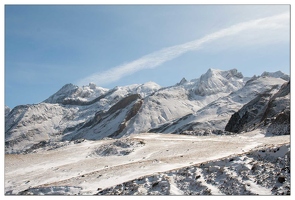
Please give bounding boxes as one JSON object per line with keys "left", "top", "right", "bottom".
{"left": 77, "top": 12, "right": 289, "bottom": 86}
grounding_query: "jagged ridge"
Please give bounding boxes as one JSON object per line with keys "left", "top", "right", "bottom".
{"left": 5, "top": 68, "right": 289, "bottom": 153}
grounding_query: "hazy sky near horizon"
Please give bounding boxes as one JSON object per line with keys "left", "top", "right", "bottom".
{"left": 5, "top": 5, "right": 290, "bottom": 108}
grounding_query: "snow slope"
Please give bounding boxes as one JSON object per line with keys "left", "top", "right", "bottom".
{"left": 5, "top": 82, "right": 160, "bottom": 153}
{"left": 98, "top": 143, "right": 290, "bottom": 195}
{"left": 106, "top": 68, "right": 247, "bottom": 136}
{"left": 5, "top": 131, "right": 290, "bottom": 195}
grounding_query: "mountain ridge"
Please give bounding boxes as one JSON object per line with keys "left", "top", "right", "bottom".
{"left": 5, "top": 68, "right": 289, "bottom": 153}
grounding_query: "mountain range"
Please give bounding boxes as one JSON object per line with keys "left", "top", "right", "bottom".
{"left": 5, "top": 68, "right": 290, "bottom": 154}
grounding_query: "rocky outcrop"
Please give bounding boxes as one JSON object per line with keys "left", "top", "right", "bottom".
{"left": 261, "top": 71, "right": 289, "bottom": 81}
{"left": 61, "top": 88, "right": 117, "bottom": 106}
{"left": 5, "top": 106, "right": 11, "bottom": 117}
{"left": 224, "top": 89, "right": 275, "bottom": 133}
{"left": 195, "top": 69, "right": 244, "bottom": 96}
{"left": 266, "top": 109, "right": 290, "bottom": 136}
{"left": 225, "top": 82, "right": 290, "bottom": 134}
{"left": 43, "top": 83, "right": 79, "bottom": 104}
{"left": 97, "top": 144, "right": 290, "bottom": 195}
{"left": 264, "top": 82, "right": 290, "bottom": 135}
{"left": 66, "top": 94, "right": 143, "bottom": 140}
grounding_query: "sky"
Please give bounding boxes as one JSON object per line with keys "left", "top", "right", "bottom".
{"left": 4, "top": 4, "right": 290, "bottom": 109}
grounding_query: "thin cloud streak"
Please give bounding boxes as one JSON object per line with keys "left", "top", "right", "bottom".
{"left": 77, "top": 12, "right": 289, "bottom": 86}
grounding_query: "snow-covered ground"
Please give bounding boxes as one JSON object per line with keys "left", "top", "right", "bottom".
{"left": 5, "top": 130, "right": 289, "bottom": 195}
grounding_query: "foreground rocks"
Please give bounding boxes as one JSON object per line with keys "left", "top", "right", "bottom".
{"left": 97, "top": 144, "right": 290, "bottom": 195}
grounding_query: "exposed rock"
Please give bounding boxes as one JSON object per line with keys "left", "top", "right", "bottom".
{"left": 278, "top": 176, "right": 286, "bottom": 183}
{"left": 5, "top": 106, "right": 11, "bottom": 117}
{"left": 261, "top": 71, "right": 289, "bottom": 81}
{"left": 178, "top": 77, "right": 188, "bottom": 85}
{"left": 97, "top": 144, "right": 290, "bottom": 195}
{"left": 225, "top": 82, "right": 290, "bottom": 134}
{"left": 224, "top": 90, "right": 274, "bottom": 133}
{"left": 44, "top": 83, "right": 79, "bottom": 104}
{"left": 195, "top": 68, "right": 244, "bottom": 96}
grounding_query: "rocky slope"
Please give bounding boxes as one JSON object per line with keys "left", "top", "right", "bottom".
{"left": 97, "top": 143, "right": 290, "bottom": 195}
{"left": 5, "top": 106, "right": 11, "bottom": 116}
{"left": 149, "top": 75, "right": 287, "bottom": 135}
{"left": 225, "top": 81, "right": 290, "bottom": 135}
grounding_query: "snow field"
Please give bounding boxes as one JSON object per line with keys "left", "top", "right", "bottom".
{"left": 5, "top": 131, "right": 290, "bottom": 195}
{"left": 98, "top": 143, "right": 290, "bottom": 195}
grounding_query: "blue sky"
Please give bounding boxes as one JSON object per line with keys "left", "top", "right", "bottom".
{"left": 5, "top": 5, "right": 290, "bottom": 108}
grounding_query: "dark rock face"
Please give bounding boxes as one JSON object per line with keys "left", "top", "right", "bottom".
{"left": 262, "top": 82, "right": 290, "bottom": 121}
{"left": 266, "top": 109, "right": 290, "bottom": 136}
{"left": 261, "top": 82, "right": 290, "bottom": 136}
{"left": 278, "top": 176, "right": 286, "bottom": 183}
{"left": 71, "top": 94, "right": 142, "bottom": 135}
{"left": 225, "top": 90, "right": 274, "bottom": 133}
{"left": 109, "top": 99, "right": 143, "bottom": 138}
{"left": 107, "top": 94, "right": 141, "bottom": 115}
{"left": 224, "top": 112, "right": 243, "bottom": 133}
{"left": 66, "top": 94, "right": 143, "bottom": 140}
{"left": 225, "top": 82, "right": 290, "bottom": 134}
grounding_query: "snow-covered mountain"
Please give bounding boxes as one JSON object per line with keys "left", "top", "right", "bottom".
{"left": 261, "top": 71, "right": 290, "bottom": 81}
{"left": 225, "top": 81, "right": 290, "bottom": 135}
{"left": 5, "top": 106, "right": 11, "bottom": 116}
{"left": 5, "top": 68, "right": 289, "bottom": 153}
{"left": 150, "top": 75, "right": 287, "bottom": 135}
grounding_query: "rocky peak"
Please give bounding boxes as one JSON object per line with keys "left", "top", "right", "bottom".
{"left": 5, "top": 106, "right": 11, "bottom": 117}
{"left": 226, "top": 69, "right": 243, "bottom": 79}
{"left": 43, "top": 83, "right": 79, "bottom": 104}
{"left": 261, "top": 71, "right": 289, "bottom": 81}
{"left": 195, "top": 68, "right": 245, "bottom": 96}
{"left": 178, "top": 77, "right": 188, "bottom": 85}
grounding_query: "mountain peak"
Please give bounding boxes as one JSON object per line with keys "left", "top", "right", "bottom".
{"left": 227, "top": 68, "right": 243, "bottom": 79}
{"left": 44, "top": 83, "right": 108, "bottom": 104}
{"left": 44, "top": 83, "right": 79, "bottom": 104}
{"left": 5, "top": 106, "right": 11, "bottom": 117}
{"left": 202, "top": 68, "right": 243, "bottom": 79}
{"left": 178, "top": 77, "right": 188, "bottom": 85}
{"left": 88, "top": 82, "right": 97, "bottom": 89}
{"left": 195, "top": 69, "right": 245, "bottom": 96}
{"left": 261, "top": 71, "right": 289, "bottom": 81}
{"left": 204, "top": 68, "right": 220, "bottom": 76}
